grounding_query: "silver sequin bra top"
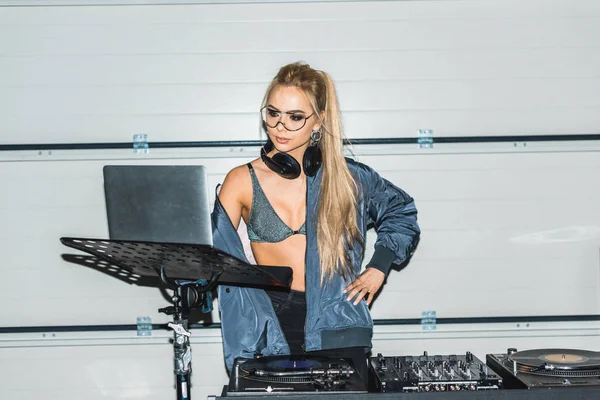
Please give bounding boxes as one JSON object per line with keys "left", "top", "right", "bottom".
{"left": 246, "top": 163, "right": 306, "bottom": 243}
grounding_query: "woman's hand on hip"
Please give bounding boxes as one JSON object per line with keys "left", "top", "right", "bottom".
{"left": 344, "top": 268, "right": 385, "bottom": 306}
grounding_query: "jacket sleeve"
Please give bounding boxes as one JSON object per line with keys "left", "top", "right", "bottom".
{"left": 211, "top": 190, "right": 290, "bottom": 371}
{"left": 356, "top": 162, "right": 420, "bottom": 275}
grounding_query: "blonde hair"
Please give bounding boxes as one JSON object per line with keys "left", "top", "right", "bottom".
{"left": 262, "top": 62, "right": 363, "bottom": 282}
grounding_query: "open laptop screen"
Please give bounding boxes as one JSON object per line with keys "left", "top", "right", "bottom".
{"left": 103, "top": 165, "right": 212, "bottom": 246}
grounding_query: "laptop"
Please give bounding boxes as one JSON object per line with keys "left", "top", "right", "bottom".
{"left": 103, "top": 165, "right": 213, "bottom": 246}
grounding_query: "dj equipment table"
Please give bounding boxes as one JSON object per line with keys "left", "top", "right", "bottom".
{"left": 209, "top": 386, "right": 600, "bottom": 400}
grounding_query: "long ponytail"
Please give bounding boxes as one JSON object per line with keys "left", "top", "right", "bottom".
{"left": 316, "top": 71, "right": 363, "bottom": 282}
{"left": 262, "top": 62, "right": 364, "bottom": 283}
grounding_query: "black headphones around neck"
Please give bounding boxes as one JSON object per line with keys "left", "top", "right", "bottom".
{"left": 260, "top": 132, "right": 323, "bottom": 179}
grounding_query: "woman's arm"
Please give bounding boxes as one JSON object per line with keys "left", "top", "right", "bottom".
{"left": 345, "top": 161, "right": 421, "bottom": 305}
{"left": 216, "top": 165, "right": 249, "bottom": 230}
{"left": 362, "top": 162, "right": 420, "bottom": 272}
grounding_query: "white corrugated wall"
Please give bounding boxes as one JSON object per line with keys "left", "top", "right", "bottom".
{"left": 1, "top": 1, "right": 599, "bottom": 399}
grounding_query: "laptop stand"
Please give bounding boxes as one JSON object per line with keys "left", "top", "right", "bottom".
{"left": 60, "top": 237, "right": 292, "bottom": 400}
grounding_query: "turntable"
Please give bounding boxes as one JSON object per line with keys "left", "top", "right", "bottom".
{"left": 486, "top": 348, "right": 600, "bottom": 389}
{"left": 225, "top": 355, "right": 368, "bottom": 396}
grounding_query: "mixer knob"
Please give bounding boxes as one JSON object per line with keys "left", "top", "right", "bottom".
{"left": 466, "top": 351, "right": 473, "bottom": 363}
{"left": 443, "top": 361, "right": 450, "bottom": 372}
{"left": 377, "top": 353, "right": 387, "bottom": 370}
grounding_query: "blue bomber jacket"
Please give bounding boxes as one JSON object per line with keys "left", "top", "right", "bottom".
{"left": 211, "top": 158, "right": 420, "bottom": 371}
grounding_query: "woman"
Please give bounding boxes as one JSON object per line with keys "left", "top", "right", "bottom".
{"left": 211, "top": 62, "right": 420, "bottom": 381}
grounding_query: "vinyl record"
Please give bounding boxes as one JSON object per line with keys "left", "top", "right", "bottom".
{"left": 269, "top": 358, "right": 322, "bottom": 370}
{"left": 508, "top": 349, "right": 600, "bottom": 375}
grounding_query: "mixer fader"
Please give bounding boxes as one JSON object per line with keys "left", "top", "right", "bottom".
{"left": 369, "top": 351, "right": 503, "bottom": 393}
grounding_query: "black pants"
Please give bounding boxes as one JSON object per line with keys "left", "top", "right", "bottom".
{"left": 265, "top": 288, "right": 369, "bottom": 386}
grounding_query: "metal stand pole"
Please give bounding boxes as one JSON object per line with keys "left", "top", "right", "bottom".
{"left": 169, "top": 311, "right": 192, "bottom": 400}
{"left": 159, "top": 276, "right": 207, "bottom": 400}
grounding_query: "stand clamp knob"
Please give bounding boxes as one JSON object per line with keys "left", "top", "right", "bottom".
{"left": 168, "top": 322, "right": 191, "bottom": 337}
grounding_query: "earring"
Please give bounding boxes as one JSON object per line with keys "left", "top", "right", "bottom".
{"left": 302, "top": 129, "right": 323, "bottom": 177}
{"left": 310, "top": 129, "right": 322, "bottom": 144}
